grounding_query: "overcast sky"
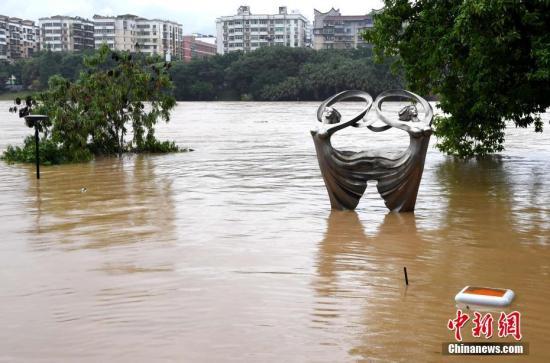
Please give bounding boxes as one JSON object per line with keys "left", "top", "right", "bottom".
{"left": 2, "top": 0, "right": 384, "bottom": 35}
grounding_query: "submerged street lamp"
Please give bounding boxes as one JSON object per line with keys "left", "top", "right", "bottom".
{"left": 24, "top": 115, "right": 49, "bottom": 179}
{"left": 8, "top": 96, "right": 48, "bottom": 180}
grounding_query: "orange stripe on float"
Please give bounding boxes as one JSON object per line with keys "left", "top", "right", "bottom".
{"left": 463, "top": 287, "right": 506, "bottom": 297}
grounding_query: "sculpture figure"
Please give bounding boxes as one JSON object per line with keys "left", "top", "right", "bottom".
{"left": 310, "top": 89, "right": 433, "bottom": 212}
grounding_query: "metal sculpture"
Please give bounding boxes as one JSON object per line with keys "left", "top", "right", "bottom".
{"left": 311, "top": 89, "right": 433, "bottom": 212}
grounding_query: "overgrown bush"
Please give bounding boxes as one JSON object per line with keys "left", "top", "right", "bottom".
{"left": 3, "top": 44, "right": 182, "bottom": 164}
{"left": 1, "top": 135, "right": 91, "bottom": 165}
{"left": 131, "top": 134, "right": 180, "bottom": 153}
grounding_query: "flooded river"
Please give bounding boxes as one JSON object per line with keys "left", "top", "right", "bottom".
{"left": 0, "top": 101, "right": 549, "bottom": 362}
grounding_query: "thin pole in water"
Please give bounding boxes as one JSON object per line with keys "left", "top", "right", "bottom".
{"left": 404, "top": 267, "right": 409, "bottom": 286}
{"left": 35, "top": 124, "right": 40, "bottom": 179}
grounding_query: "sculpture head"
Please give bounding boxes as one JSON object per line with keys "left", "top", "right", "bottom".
{"left": 322, "top": 107, "right": 342, "bottom": 124}
{"left": 398, "top": 105, "right": 419, "bottom": 122}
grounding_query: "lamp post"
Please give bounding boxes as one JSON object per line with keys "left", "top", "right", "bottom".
{"left": 24, "top": 115, "right": 49, "bottom": 179}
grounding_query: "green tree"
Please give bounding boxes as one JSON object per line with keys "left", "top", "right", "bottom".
{"left": 3, "top": 44, "right": 178, "bottom": 164}
{"left": 224, "top": 46, "right": 314, "bottom": 100}
{"left": 260, "top": 50, "right": 402, "bottom": 101}
{"left": 0, "top": 68, "right": 7, "bottom": 93}
{"left": 38, "top": 51, "right": 62, "bottom": 88}
{"left": 21, "top": 58, "right": 39, "bottom": 88}
{"left": 364, "top": 0, "right": 550, "bottom": 157}
{"left": 0, "top": 50, "right": 90, "bottom": 93}
{"left": 5, "top": 46, "right": 403, "bottom": 103}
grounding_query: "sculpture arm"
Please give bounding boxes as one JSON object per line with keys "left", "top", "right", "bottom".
{"left": 316, "top": 90, "right": 373, "bottom": 136}
{"left": 376, "top": 113, "right": 430, "bottom": 137}
{"left": 373, "top": 89, "right": 434, "bottom": 137}
{"left": 325, "top": 108, "right": 369, "bottom": 136}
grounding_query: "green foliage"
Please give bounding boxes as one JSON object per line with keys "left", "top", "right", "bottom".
{"left": 3, "top": 44, "right": 178, "bottom": 164}
{"left": 169, "top": 51, "right": 241, "bottom": 101}
{"left": 3, "top": 46, "right": 403, "bottom": 102}
{"left": 224, "top": 47, "right": 312, "bottom": 99}
{"left": 261, "top": 48, "right": 403, "bottom": 100}
{"left": 0, "top": 68, "right": 7, "bottom": 93}
{"left": 364, "top": 0, "right": 550, "bottom": 157}
{"left": 0, "top": 50, "right": 90, "bottom": 90}
{"left": 169, "top": 46, "right": 402, "bottom": 101}
{"left": 1, "top": 135, "right": 91, "bottom": 165}
{"left": 132, "top": 135, "right": 180, "bottom": 153}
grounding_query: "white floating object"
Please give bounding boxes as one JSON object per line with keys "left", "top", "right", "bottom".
{"left": 455, "top": 286, "right": 515, "bottom": 309}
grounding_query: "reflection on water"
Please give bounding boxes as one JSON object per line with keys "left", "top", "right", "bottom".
{"left": 437, "top": 155, "right": 549, "bottom": 246}
{"left": 314, "top": 155, "right": 549, "bottom": 361}
{"left": 0, "top": 101, "right": 549, "bottom": 362}
{"left": 28, "top": 155, "right": 176, "bottom": 251}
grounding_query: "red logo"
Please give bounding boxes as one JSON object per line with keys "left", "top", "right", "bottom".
{"left": 498, "top": 311, "right": 522, "bottom": 340}
{"left": 448, "top": 310, "right": 522, "bottom": 341}
{"left": 447, "top": 309, "right": 470, "bottom": 341}
{"left": 472, "top": 312, "right": 494, "bottom": 338}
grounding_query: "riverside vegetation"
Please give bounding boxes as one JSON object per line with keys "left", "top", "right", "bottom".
{"left": 365, "top": 0, "right": 550, "bottom": 157}
{"left": 1, "top": 46, "right": 402, "bottom": 165}
{"left": 1, "top": 46, "right": 402, "bottom": 102}
{"left": 2, "top": 44, "right": 180, "bottom": 165}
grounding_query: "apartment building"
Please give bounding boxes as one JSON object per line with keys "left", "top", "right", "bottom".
{"left": 39, "top": 16, "right": 94, "bottom": 51}
{"left": 93, "top": 14, "right": 137, "bottom": 51}
{"left": 182, "top": 35, "right": 216, "bottom": 62}
{"left": 136, "top": 18, "right": 182, "bottom": 60}
{"left": 94, "top": 14, "right": 182, "bottom": 60}
{"left": 0, "top": 25, "right": 5, "bottom": 61}
{"left": 312, "top": 8, "right": 374, "bottom": 50}
{"left": 0, "top": 15, "right": 39, "bottom": 61}
{"left": 216, "top": 5, "right": 308, "bottom": 55}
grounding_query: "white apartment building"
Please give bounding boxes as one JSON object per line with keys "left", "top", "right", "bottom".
{"left": 93, "top": 14, "right": 136, "bottom": 52}
{"left": 216, "top": 6, "right": 308, "bottom": 55}
{"left": 0, "top": 15, "right": 39, "bottom": 61}
{"left": 136, "top": 18, "right": 182, "bottom": 60}
{"left": 93, "top": 14, "right": 182, "bottom": 60}
{"left": 0, "top": 25, "right": 5, "bottom": 61}
{"left": 39, "top": 16, "right": 94, "bottom": 51}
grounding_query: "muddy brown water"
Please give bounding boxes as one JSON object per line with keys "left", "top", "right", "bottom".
{"left": 0, "top": 101, "right": 549, "bottom": 362}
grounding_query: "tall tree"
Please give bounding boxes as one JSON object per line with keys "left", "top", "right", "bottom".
{"left": 3, "top": 44, "right": 178, "bottom": 165}
{"left": 364, "top": 0, "right": 550, "bottom": 157}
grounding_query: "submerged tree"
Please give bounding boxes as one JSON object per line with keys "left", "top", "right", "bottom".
{"left": 3, "top": 44, "right": 179, "bottom": 164}
{"left": 364, "top": 0, "right": 550, "bottom": 157}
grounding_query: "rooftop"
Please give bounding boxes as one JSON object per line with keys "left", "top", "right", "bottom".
{"left": 324, "top": 15, "right": 372, "bottom": 21}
